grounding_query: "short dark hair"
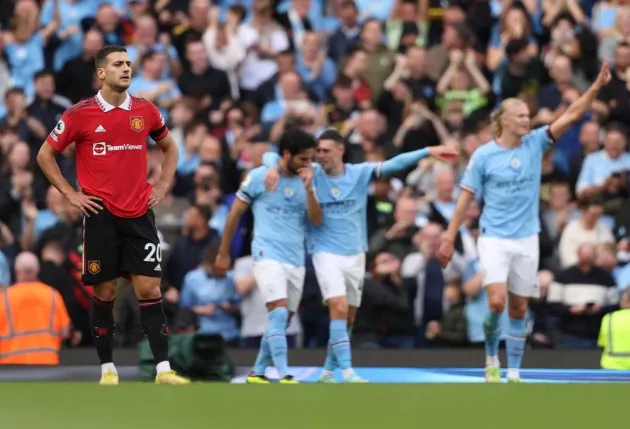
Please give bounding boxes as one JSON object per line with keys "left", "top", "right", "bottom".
{"left": 95, "top": 45, "right": 127, "bottom": 68}
{"left": 317, "top": 129, "right": 344, "bottom": 145}
{"left": 278, "top": 128, "right": 316, "bottom": 157}
{"left": 5, "top": 87, "right": 24, "bottom": 100}
{"left": 340, "top": 0, "right": 357, "bottom": 10}
{"left": 334, "top": 74, "right": 353, "bottom": 89}
{"left": 34, "top": 69, "right": 54, "bottom": 81}
{"left": 191, "top": 203, "right": 213, "bottom": 223}
{"left": 606, "top": 122, "right": 629, "bottom": 138}
{"left": 140, "top": 49, "right": 158, "bottom": 65}
{"left": 228, "top": 5, "right": 247, "bottom": 21}
{"left": 184, "top": 120, "right": 207, "bottom": 137}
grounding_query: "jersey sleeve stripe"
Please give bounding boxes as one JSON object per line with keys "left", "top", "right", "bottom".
{"left": 236, "top": 191, "right": 252, "bottom": 203}
{"left": 45, "top": 134, "right": 65, "bottom": 152}
{"left": 150, "top": 125, "right": 168, "bottom": 141}
{"left": 460, "top": 184, "right": 476, "bottom": 194}
{"left": 546, "top": 126, "right": 557, "bottom": 144}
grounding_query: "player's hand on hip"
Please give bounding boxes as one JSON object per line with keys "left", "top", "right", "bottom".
{"left": 149, "top": 183, "right": 168, "bottom": 209}
{"left": 264, "top": 167, "right": 280, "bottom": 191}
{"left": 437, "top": 239, "right": 454, "bottom": 268}
{"left": 67, "top": 191, "right": 102, "bottom": 217}
{"left": 429, "top": 145, "right": 459, "bottom": 163}
{"left": 214, "top": 252, "right": 231, "bottom": 276}
{"left": 298, "top": 167, "right": 314, "bottom": 189}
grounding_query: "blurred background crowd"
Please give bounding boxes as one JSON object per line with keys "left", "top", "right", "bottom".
{"left": 1, "top": 0, "right": 630, "bottom": 353}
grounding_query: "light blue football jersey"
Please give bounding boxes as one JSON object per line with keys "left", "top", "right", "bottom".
{"left": 236, "top": 166, "right": 309, "bottom": 267}
{"left": 308, "top": 162, "right": 378, "bottom": 255}
{"left": 461, "top": 126, "right": 554, "bottom": 239}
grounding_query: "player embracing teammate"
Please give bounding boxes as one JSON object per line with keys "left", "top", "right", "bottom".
{"left": 217, "top": 127, "right": 457, "bottom": 383}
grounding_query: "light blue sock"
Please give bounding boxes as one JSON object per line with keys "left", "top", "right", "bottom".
{"left": 323, "top": 340, "right": 337, "bottom": 371}
{"left": 266, "top": 307, "right": 290, "bottom": 378}
{"left": 252, "top": 336, "right": 271, "bottom": 376}
{"left": 506, "top": 318, "right": 527, "bottom": 370}
{"left": 329, "top": 319, "right": 352, "bottom": 370}
{"left": 483, "top": 311, "right": 501, "bottom": 358}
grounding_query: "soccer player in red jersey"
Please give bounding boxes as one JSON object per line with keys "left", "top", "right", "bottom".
{"left": 36, "top": 45, "right": 189, "bottom": 385}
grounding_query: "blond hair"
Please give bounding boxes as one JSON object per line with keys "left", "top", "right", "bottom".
{"left": 490, "top": 98, "right": 524, "bottom": 137}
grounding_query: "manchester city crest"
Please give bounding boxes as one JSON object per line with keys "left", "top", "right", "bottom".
{"left": 510, "top": 157, "right": 521, "bottom": 168}
{"left": 284, "top": 187, "right": 294, "bottom": 198}
{"left": 331, "top": 187, "right": 341, "bottom": 199}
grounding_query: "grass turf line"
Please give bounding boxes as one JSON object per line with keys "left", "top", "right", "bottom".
{"left": 0, "top": 383, "right": 626, "bottom": 429}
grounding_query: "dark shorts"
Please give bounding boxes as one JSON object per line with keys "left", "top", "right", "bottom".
{"left": 82, "top": 206, "right": 162, "bottom": 285}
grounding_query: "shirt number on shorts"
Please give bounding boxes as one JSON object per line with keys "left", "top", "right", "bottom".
{"left": 143, "top": 243, "right": 162, "bottom": 263}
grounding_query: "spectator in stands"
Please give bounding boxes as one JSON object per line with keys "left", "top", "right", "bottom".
{"left": 179, "top": 245, "right": 241, "bottom": 344}
{"left": 296, "top": 32, "right": 337, "bottom": 102}
{"left": 358, "top": 251, "right": 413, "bottom": 348}
{"left": 129, "top": 50, "right": 181, "bottom": 121}
{"left": 165, "top": 204, "right": 219, "bottom": 307}
{"left": 369, "top": 194, "right": 419, "bottom": 260}
{"left": 576, "top": 123, "right": 630, "bottom": 200}
{"left": 401, "top": 222, "right": 465, "bottom": 346}
{"left": 424, "top": 280, "right": 467, "bottom": 346}
{"left": 126, "top": 13, "right": 181, "bottom": 79}
{"left": 178, "top": 39, "right": 232, "bottom": 111}
{"left": 559, "top": 195, "right": 616, "bottom": 268}
{"left": 202, "top": 7, "right": 246, "bottom": 100}
{"left": 568, "top": 120, "right": 601, "bottom": 190}
{"left": 548, "top": 243, "right": 619, "bottom": 348}
{"left": 593, "top": 42, "right": 630, "bottom": 125}
{"left": 542, "top": 181, "right": 580, "bottom": 271}
{"left": 56, "top": 29, "right": 104, "bottom": 103}
{"left": 237, "top": 0, "right": 289, "bottom": 100}
{"left": 359, "top": 19, "right": 395, "bottom": 98}
{"left": 0, "top": 88, "right": 47, "bottom": 154}
{"left": 28, "top": 70, "right": 69, "bottom": 136}
{"left": 327, "top": 0, "right": 361, "bottom": 64}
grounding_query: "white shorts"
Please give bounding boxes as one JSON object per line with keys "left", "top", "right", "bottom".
{"left": 312, "top": 252, "right": 366, "bottom": 307}
{"left": 253, "top": 260, "right": 305, "bottom": 313}
{"left": 477, "top": 234, "right": 540, "bottom": 298}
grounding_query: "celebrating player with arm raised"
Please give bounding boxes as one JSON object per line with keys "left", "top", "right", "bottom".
{"left": 437, "top": 62, "right": 612, "bottom": 383}
{"left": 264, "top": 129, "right": 457, "bottom": 383}
{"left": 215, "top": 128, "right": 320, "bottom": 384}
{"left": 37, "top": 45, "right": 188, "bottom": 385}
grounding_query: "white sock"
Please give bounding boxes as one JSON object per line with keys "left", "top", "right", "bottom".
{"left": 507, "top": 368, "right": 520, "bottom": 379}
{"left": 320, "top": 369, "right": 333, "bottom": 378}
{"left": 101, "top": 362, "right": 117, "bottom": 375}
{"left": 156, "top": 361, "right": 171, "bottom": 374}
{"left": 485, "top": 355, "right": 500, "bottom": 368}
{"left": 341, "top": 368, "right": 355, "bottom": 379}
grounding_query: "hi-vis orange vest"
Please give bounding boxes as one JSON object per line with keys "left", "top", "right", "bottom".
{"left": 0, "top": 282, "right": 70, "bottom": 365}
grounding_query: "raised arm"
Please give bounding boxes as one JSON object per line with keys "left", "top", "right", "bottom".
{"left": 549, "top": 61, "right": 611, "bottom": 140}
{"left": 379, "top": 146, "right": 458, "bottom": 177}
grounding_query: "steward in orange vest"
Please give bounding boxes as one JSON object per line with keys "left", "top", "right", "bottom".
{"left": 0, "top": 252, "right": 70, "bottom": 365}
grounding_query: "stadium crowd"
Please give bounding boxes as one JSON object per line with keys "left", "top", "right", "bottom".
{"left": 1, "top": 0, "right": 629, "bottom": 352}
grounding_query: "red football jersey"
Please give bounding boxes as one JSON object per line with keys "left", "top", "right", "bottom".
{"left": 46, "top": 92, "right": 168, "bottom": 218}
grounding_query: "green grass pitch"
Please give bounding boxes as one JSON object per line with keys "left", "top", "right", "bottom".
{"left": 0, "top": 383, "right": 627, "bottom": 429}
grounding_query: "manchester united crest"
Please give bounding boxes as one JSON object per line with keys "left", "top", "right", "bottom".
{"left": 87, "top": 260, "right": 101, "bottom": 274}
{"left": 130, "top": 116, "right": 144, "bottom": 132}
